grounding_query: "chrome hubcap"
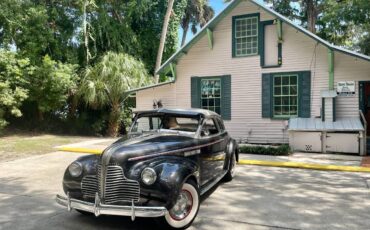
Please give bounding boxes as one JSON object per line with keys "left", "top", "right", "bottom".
{"left": 169, "top": 190, "right": 193, "bottom": 220}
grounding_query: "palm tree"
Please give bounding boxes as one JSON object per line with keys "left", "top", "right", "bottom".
{"left": 180, "top": 0, "right": 215, "bottom": 47}
{"left": 155, "top": 0, "right": 175, "bottom": 83}
{"left": 79, "top": 52, "right": 149, "bottom": 137}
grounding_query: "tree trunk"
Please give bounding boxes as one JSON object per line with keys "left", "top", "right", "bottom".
{"left": 83, "top": 0, "right": 90, "bottom": 65}
{"left": 306, "top": 0, "right": 316, "bottom": 34}
{"left": 38, "top": 108, "right": 44, "bottom": 121}
{"left": 181, "top": 24, "right": 189, "bottom": 47}
{"left": 107, "top": 102, "right": 121, "bottom": 137}
{"left": 154, "top": 0, "right": 175, "bottom": 83}
{"left": 68, "top": 94, "right": 78, "bottom": 119}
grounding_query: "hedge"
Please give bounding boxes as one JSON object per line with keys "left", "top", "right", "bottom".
{"left": 239, "top": 144, "right": 291, "bottom": 156}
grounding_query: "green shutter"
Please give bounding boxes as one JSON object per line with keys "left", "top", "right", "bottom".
{"left": 298, "top": 71, "right": 311, "bottom": 118}
{"left": 191, "top": 77, "right": 200, "bottom": 108}
{"left": 221, "top": 75, "right": 231, "bottom": 120}
{"left": 262, "top": 73, "right": 272, "bottom": 118}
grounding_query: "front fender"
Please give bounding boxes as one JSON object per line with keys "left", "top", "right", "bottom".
{"left": 127, "top": 156, "right": 199, "bottom": 209}
{"left": 62, "top": 154, "right": 100, "bottom": 198}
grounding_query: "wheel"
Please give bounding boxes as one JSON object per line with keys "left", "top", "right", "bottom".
{"left": 224, "top": 152, "right": 236, "bottom": 182}
{"left": 164, "top": 180, "right": 200, "bottom": 229}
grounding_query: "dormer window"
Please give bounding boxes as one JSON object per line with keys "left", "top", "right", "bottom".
{"left": 232, "top": 13, "right": 260, "bottom": 57}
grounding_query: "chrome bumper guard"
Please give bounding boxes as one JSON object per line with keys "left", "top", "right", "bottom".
{"left": 56, "top": 193, "right": 167, "bottom": 221}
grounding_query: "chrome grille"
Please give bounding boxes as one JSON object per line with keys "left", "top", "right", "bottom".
{"left": 97, "top": 163, "right": 102, "bottom": 196}
{"left": 81, "top": 163, "right": 140, "bottom": 204}
{"left": 104, "top": 165, "right": 140, "bottom": 204}
{"left": 81, "top": 175, "right": 98, "bottom": 198}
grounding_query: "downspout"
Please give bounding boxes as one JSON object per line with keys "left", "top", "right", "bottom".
{"left": 328, "top": 48, "right": 334, "bottom": 90}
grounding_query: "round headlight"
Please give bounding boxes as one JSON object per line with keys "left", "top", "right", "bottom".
{"left": 68, "top": 162, "right": 83, "bottom": 177}
{"left": 141, "top": 167, "right": 157, "bottom": 185}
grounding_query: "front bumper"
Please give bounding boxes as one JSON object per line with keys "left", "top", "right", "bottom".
{"left": 56, "top": 193, "right": 167, "bottom": 221}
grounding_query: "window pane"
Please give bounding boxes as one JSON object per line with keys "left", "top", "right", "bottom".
{"left": 274, "top": 77, "right": 281, "bottom": 85}
{"left": 282, "top": 107, "right": 290, "bottom": 115}
{"left": 282, "top": 77, "right": 289, "bottom": 85}
{"left": 282, "top": 86, "right": 289, "bottom": 95}
{"left": 290, "top": 86, "right": 297, "bottom": 95}
{"left": 274, "top": 106, "right": 282, "bottom": 115}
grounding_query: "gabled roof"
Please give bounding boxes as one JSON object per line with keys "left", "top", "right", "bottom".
{"left": 156, "top": 0, "right": 370, "bottom": 75}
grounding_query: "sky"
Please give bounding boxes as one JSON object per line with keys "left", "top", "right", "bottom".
{"left": 178, "top": 0, "right": 265, "bottom": 47}
{"left": 178, "top": 0, "right": 228, "bottom": 46}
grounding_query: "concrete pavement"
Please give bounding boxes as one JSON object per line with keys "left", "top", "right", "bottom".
{"left": 1, "top": 151, "right": 370, "bottom": 229}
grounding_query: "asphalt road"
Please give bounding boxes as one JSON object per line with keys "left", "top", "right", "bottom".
{"left": 1, "top": 152, "right": 370, "bottom": 230}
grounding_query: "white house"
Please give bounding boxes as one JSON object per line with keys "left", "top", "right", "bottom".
{"left": 130, "top": 0, "right": 370, "bottom": 155}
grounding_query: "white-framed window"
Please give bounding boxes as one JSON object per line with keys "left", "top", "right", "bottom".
{"left": 201, "top": 79, "right": 221, "bottom": 114}
{"left": 234, "top": 16, "right": 258, "bottom": 56}
{"left": 273, "top": 74, "right": 298, "bottom": 118}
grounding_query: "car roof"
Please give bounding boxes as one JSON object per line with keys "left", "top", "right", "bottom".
{"left": 133, "top": 108, "right": 221, "bottom": 118}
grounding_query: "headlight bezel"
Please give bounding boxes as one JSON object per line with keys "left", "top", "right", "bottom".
{"left": 68, "top": 161, "right": 83, "bottom": 177}
{"left": 141, "top": 167, "right": 157, "bottom": 185}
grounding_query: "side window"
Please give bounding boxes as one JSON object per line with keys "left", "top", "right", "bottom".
{"left": 217, "top": 118, "right": 225, "bottom": 132}
{"left": 131, "top": 116, "right": 161, "bottom": 133}
{"left": 201, "top": 119, "right": 220, "bottom": 137}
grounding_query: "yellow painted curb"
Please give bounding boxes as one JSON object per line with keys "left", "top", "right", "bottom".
{"left": 238, "top": 159, "right": 370, "bottom": 173}
{"left": 57, "top": 147, "right": 102, "bottom": 155}
{"left": 56, "top": 148, "right": 370, "bottom": 173}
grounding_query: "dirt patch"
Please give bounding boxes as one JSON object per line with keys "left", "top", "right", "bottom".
{"left": 0, "top": 134, "right": 92, "bottom": 162}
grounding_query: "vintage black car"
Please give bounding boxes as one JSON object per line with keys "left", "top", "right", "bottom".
{"left": 56, "top": 108, "right": 238, "bottom": 229}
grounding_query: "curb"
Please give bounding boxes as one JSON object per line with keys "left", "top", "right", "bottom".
{"left": 57, "top": 147, "right": 102, "bottom": 155}
{"left": 238, "top": 159, "right": 370, "bottom": 173}
{"left": 56, "top": 147, "right": 370, "bottom": 173}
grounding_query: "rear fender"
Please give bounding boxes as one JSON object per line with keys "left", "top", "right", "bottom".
{"left": 224, "top": 139, "right": 239, "bottom": 170}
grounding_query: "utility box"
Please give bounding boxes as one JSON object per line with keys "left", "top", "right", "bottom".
{"left": 288, "top": 118, "right": 364, "bottom": 155}
{"left": 326, "top": 133, "right": 359, "bottom": 153}
{"left": 289, "top": 132, "right": 322, "bottom": 152}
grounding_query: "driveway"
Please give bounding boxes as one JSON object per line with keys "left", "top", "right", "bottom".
{"left": 1, "top": 151, "right": 370, "bottom": 230}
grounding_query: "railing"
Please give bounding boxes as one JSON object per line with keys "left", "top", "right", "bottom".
{"left": 359, "top": 110, "right": 367, "bottom": 156}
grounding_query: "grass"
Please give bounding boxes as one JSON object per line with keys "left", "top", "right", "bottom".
{"left": 0, "top": 134, "right": 91, "bottom": 162}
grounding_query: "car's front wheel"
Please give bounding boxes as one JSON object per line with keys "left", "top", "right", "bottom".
{"left": 164, "top": 180, "right": 200, "bottom": 229}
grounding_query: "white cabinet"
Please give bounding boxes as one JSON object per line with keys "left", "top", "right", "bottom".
{"left": 289, "top": 132, "right": 322, "bottom": 152}
{"left": 326, "top": 133, "right": 359, "bottom": 153}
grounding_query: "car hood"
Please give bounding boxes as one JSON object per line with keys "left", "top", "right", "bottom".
{"left": 101, "top": 132, "right": 198, "bottom": 165}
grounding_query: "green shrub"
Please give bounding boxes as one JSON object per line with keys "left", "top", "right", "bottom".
{"left": 239, "top": 144, "right": 291, "bottom": 156}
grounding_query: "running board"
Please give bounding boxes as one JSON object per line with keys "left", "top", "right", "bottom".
{"left": 200, "top": 171, "right": 227, "bottom": 195}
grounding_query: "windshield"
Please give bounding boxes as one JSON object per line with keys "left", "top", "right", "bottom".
{"left": 130, "top": 114, "right": 200, "bottom": 134}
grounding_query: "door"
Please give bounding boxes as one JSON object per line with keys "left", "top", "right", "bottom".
{"left": 359, "top": 81, "right": 370, "bottom": 134}
{"left": 199, "top": 118, "right": 225, "bottom": 186}
{"left": 326, "top": 133, "right": 359, "bottom": 154}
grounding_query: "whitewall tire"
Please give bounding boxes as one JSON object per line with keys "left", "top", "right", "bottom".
{"left": 164, "top": 181, "right": 200, "bottom": 229}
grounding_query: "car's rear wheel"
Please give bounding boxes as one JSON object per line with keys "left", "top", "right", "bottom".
{"left": 224, "top": 152, "right": 236, "bottom": 182}
{"left": 164, "top": 180, "right": 200, "bottom": 229}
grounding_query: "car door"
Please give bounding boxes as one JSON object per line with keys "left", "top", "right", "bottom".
{"left": 199, "top": 117, "right": 225, "bottom": 185}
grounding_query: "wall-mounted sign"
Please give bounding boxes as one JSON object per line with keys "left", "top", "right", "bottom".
{"left": 337, "top": 81, "right": 355, "bottom": 96}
